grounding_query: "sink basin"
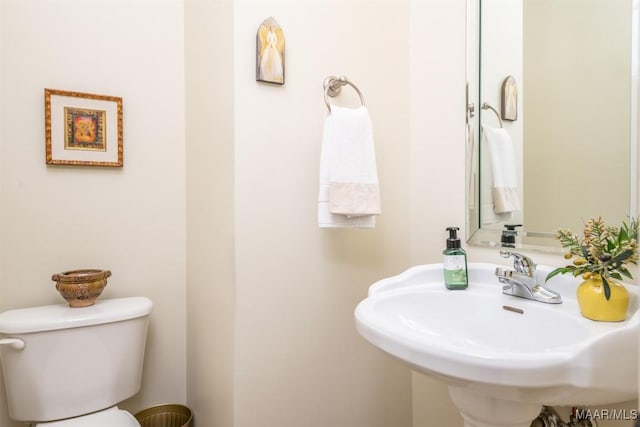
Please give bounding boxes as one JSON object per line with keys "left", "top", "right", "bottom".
{"left": 355, "top": 263, "right": 639, "bottom": 427}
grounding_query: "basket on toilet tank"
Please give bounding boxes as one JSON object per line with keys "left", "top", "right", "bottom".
{"left": 0, "top": 297, "right": 152, "bottom": 424}
{"left": 51, "top": 268, "right": 111, "bottom": 307}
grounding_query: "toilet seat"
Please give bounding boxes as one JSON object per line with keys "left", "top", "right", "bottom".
{"left": 35, "top": 406, "right": 140, "bottom": 427}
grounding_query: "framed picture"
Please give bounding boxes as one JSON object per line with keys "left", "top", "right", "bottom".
{"left": 501, "top": 76, "right": 518, "bottom": 121}
{"left": 256, "top": 17, "right": 285, "bottom": 85}
{"left": 45, "top": 89, "right": 123, "bottom": 167}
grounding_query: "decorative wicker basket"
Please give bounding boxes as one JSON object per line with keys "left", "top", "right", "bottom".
{"left": 134, "top": 404, "right": 193, "bottom": 427}
{"left": 51, "top": 269, "right": 111, "bottom": 308}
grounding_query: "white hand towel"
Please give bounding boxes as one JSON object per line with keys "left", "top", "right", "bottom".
{"left": 482, "top": 125, "right": 520, "bottom": 213}
{"left": 318, "top": 105, "right": 381, "bottom": 228}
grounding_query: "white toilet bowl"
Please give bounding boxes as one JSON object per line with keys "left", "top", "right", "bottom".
{"left": 35, "top": 406, "right": 140, "bottom": 427}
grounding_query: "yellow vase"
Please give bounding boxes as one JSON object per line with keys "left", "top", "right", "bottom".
{"left": 576, "top": 274, "right": 629, "bottom": 322}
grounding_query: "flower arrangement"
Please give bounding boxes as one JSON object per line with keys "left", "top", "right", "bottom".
{"left": 545, "top": 216, "right": 639, "bottom": 300}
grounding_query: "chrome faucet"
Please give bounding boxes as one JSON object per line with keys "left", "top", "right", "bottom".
{"left": 495, "top": 251, "right": 562, "bottom": 304}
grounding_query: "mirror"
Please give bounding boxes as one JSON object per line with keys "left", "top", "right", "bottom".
{"left": 466, "top": 0, "right": 639, "bottom": 253}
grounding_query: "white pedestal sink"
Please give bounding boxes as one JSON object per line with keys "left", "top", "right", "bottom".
{"left": 354, "top": 263, "right": 639, "bottom": 427}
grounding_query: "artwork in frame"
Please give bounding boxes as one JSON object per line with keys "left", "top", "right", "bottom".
{"left": 501, "top": 75, "right": 518, "bottom": 121}
{"left": 256, "top": 17, "right": 285, "bottom": 85}
{"left": 45, "top": 89, "right": 123, "bottom": 167}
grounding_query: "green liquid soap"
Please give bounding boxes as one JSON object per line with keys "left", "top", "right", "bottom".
{"left": 443, "top": 227, "right": 468, "bottom": 290}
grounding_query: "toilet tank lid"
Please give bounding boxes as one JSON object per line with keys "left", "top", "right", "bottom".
{"left": 0, "top": 297, "right": 153, "bottom": 334}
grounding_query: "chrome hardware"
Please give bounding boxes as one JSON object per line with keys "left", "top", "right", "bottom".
{"left": 323, "top": 75, "right": 365, "bottom": 113}
{"left": 496, "top": 251, "right": 562, "bottom": 304}
{"left": 465, "top": 82, "right": 475, "bottom": 124}
{"left": 481, "top": 102, "right": 503, "bottom": 128}
{"left": 500, "top": 250, "right": 535, "bottom": 277}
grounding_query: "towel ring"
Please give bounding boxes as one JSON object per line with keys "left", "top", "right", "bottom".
{"left": 481, "top": 102, "right": 503, "bottom": 128}
{"left": 323, "top": 75, "right": 365, "bottom": 113}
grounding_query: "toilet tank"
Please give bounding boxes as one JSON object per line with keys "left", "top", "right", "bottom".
{"left": 0, "top": 297, "right": 152, "bottom": 423}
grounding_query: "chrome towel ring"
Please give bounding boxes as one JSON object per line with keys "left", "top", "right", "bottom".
{"left": 323, "top": 75, "right": 365, "bottom": 113}
{"left": 481, "top": 102, "right": 503, "bottom": 128}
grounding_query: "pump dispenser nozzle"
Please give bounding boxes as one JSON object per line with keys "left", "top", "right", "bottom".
{"left": 446, "top": 227, "right": 461, "bottom": 249}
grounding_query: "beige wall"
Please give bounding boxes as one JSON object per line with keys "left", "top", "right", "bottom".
{"left": 232, "top": 1, "right": 413, "bottom": 426}
{"left": 185, "top": 0, "right": 236, "bottom": 426}
{"left": 523, "top": 0, "right": 631, "bottom": 233}
{"left": 0, "top": 1, "right": 188, "bottom": 425}
{"left": 185, "top": 0, "right": 421, "bottom": 425}
{"left": 409, "top": 1, "right": 466, "bottom": 425}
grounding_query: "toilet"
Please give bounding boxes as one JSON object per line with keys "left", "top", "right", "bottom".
{"left": 0, "top": 296, "right": 152, "bottom": 426}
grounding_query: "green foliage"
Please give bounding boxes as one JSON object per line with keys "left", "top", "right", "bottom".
{"left": 545, "top": 217, "right": 639, "bottom": 300}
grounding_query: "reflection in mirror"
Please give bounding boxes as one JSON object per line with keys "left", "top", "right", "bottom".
{"left": 466, "top": 0, "right": 639, "bottom": 253}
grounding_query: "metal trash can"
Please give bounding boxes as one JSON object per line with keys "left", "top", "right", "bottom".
{"left": 134, "top": 404, "right": 193, "bottom": 427}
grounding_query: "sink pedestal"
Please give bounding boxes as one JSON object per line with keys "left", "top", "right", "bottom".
{"left": 449, "top": 386, "right": 542, "bottom": 427}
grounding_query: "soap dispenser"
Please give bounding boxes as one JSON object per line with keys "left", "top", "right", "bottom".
{"left": 501, "top": 224, "right": 522, "bottom": 248}
{"left": 443, "top": 227, "right": 468, "bottom": 289}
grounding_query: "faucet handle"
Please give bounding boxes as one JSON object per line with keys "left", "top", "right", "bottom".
{"left": 499, "top": 250, "right": 536, "bottom": 277}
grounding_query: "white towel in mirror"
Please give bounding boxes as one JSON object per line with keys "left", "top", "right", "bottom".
{"left": 482, "top": 125, "right": 520, "bottom": 213}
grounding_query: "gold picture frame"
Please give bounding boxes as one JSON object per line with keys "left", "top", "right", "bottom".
{"left": 45, "top": 89, "right": 123, "bottom": 167}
